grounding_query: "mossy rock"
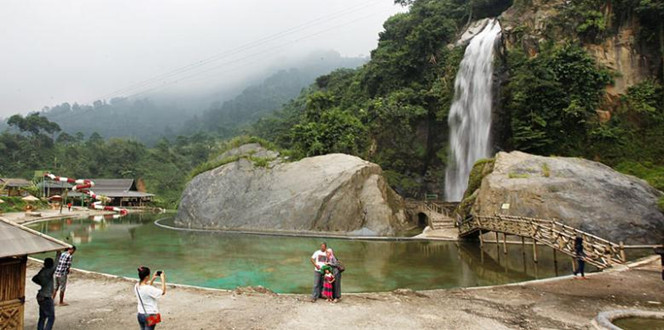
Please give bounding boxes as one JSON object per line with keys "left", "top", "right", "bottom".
{"left": 455, "top": 158, "right": 495, "bottom": 219}
{"left": 463, "top": 158, "right": 495, "bottom": 200}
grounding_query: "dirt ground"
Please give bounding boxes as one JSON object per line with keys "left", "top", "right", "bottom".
{"left": 23, "top": 258, "right": 663, "bottom": 330}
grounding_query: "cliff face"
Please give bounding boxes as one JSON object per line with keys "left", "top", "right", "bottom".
{"left": 499, "top": 0, "right": 656, "bottom": 95}
{"left": 176, "top": 146, "right": 410, "bottom": 236}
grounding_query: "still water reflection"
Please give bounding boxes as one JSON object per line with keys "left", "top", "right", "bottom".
{"left": 30, "top": 213, "right": 586, "bottom": 293}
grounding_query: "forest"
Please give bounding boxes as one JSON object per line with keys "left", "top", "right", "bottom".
{"left": 1, "top": 0, "right": 663, "bottom": 208}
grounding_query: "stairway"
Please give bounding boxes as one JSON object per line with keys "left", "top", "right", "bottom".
{"left": 430, "top": 214, "right": 456, "bottom": 230}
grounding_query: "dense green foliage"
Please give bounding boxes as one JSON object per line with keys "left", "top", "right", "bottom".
{"left": 505, "top": 44, "right": 613, "bottom": 154}
{"left": 0, "top": 114, "right": 217, "bottom": 208}
{"left": 0, "top": 196, "right": 49, "bottom": 213}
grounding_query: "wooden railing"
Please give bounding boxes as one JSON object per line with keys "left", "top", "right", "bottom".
{"left": 419, "top": 201, "right": 459, "bottom": 219}
{"left": 458, "top": 214, "right": 626, "bottom": 269}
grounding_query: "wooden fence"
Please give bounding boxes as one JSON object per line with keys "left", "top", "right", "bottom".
{"left": 458, "top": 214, "right": 626, "bottom": 269}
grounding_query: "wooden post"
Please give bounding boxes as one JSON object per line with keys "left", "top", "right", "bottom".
{"left": 553, "top": 248, "right": 559, "bottom": 276}
{"left": 571, "top": 256, "right": 577, "bottom": 273}
{"left": 619, "top": 241, "right": 626, "bottom": 262}
{"left": 532, "top": 239, "right": 538, "bottom": 263}
{"left": 479, "top": 232, "right": 484, "bottom": 248}
{"left": 521, "top": 237, "right": 526, "bottom": 255}
{"left": 502, "top": 233, "right": 508, "bottom": 254}
{"left": 59, "top": 188, "right": 68, "bottom": 214}
{"left": 495, "top": 232, "right": 499, "bottom": 244}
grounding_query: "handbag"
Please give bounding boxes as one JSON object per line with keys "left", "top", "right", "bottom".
{"left": 337, "top": 259, "right": 346, "bottom": 273}
{"left": 135, "top": 284, "right": 162, "bottom": 326}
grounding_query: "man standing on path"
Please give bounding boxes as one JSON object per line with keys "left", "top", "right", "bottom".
{"left": 310, "top": 242, "right": 328, "bottom": 302}
{"left": 53, "top": 246, "right": 76, "bottom": 306}
{"left": 32, "top": 257, "right": 56, "bottom": 330}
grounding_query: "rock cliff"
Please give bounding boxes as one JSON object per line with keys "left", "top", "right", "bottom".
{"left": 176, "top": 146, "right": 410, "bottom": 236}
{"left": 468, "top": 151, "right": 664, "bottom": 244}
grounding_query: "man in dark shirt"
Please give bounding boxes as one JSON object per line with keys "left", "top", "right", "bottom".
{"left": 32, "top": 257, "right": 56, "bottom": 330}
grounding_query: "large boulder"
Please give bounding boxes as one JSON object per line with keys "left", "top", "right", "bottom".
{"left": 470, "top": 151, "right": 664, "bottom": 244}
{"left": 176, "top": 147, "right": 410, "bottom": 236}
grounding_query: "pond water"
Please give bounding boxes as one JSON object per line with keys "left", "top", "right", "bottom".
{"left": 29, "top": 213, "right": 600, "bottom": 293}
{"left": 613, "top": 317, "right": 664, "bottom": 330}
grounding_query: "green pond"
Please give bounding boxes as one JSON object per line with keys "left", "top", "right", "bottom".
{"left": 613, "top": 317, "right": 664, "bottom": 330}
{"left": 29, "top": 213, "right": 604, "bottom": 293}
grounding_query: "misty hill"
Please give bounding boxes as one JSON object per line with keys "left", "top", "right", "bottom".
{"left": 181, "top": 51, "right": 367, "bottom": 138}
{"left": 21, "top": 51, "right": 365, "bottom": 144}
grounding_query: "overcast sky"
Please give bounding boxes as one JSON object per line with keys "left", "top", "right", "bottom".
{"left": 0, "top": 0, "right": 404, "bottom": 117}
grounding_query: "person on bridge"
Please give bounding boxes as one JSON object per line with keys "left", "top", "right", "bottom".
{"left": 573, "top": 236, "right": 587, "bottom": 279}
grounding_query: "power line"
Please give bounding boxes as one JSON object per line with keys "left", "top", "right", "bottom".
{"left": 119, "top": 9, "right": 391, "bottom": 100}
{"left": 94, "top": 0, "right": 386, "bottom": 102}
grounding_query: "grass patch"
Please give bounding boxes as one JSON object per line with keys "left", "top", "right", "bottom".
{"left": 508, "top": 172, "right": 530, "bottom": 179}
{"left": 189, "top": 155, "right": 240, "bottom": 178}
{"left": 658, "top": 196, "right": 664, "bottom": 213}
{"left": 0, "top": 196, "right": 48, "bottom": 213}
{"left": 614, "top": 161, "right": 664, "bottom": 191}
{"left": 541, "top": 163, "right": 551, "bottom": 177}
{"left": 249, "top": 156, "right": 275, "bottom": 168}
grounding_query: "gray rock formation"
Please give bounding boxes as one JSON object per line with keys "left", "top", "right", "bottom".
{"left": 176, "top": 148, "right": 410, "bottom": 236}
{"left": 471, "top": 151, "right": 664, "bottom": 244}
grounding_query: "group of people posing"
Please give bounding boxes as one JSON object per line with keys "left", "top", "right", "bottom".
{"left": 310, "top": 242, "right": 344, "bottom": 302}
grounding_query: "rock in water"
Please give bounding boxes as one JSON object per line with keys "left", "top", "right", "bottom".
{"left": 176, "top": 149, "right": 409, "bottom": 236}
{"left": 472, "top": 151, "right": 664, "bottom": 244}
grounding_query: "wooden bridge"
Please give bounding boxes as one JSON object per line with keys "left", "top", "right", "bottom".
{"left": 407, "top": 200, "right": 458, "bottom": 230}
{"left": 458, "top": 214, "right": 627, "bottom": 269}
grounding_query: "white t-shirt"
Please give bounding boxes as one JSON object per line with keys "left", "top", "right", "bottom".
{"left": 311, "top": 250, "right": 328, "bottom": 271}
{"left": 135, "top": 284, "right": 162, "bottom": 314}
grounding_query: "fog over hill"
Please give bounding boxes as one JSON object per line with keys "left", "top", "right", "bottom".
{"left": 6, "top": 51, "right": 366, "bottom": 145}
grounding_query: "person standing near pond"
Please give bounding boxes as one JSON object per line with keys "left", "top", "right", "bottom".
{"left": 326, "top": 248, "right": 342, "bottom": 302}
{"left": 53, "top": 246, "right": 76, "bottom": 305}
{"left": 32, "top": 257, "right": 56, "bottom": 330}
{"left": 310, "top": 242, "right": 328, "bottom": 302}
{"left": 135, "top": 266, "right": 166, "bottom": 330}
{"left": 573, "top": 236, "right": 587, "bottom": 279}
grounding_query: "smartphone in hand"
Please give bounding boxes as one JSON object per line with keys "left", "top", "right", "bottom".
{"left": 155, "top": 270, "right": 162, "bottom": 276}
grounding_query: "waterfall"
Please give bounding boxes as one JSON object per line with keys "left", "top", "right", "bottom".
{"left": 444, "top": 19, "right": 501, "bottom": 202}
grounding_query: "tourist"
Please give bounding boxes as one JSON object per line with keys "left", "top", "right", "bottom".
{"left": 135, "top": 266, "right": 166, "bottom": 330}
{"left": 53, "top": 246, "right": 76, "bottom": 305}
{"left": 326, "top": 248, "right": 343, "bottom": 302}
{"left": 310, "top": 242, "right": 328, "bottom": 302}
{"left": 32, "top": 257, "right": 56, "bottom": 330}
{"left": 321, "top": 265, "right": 335, "bottom": 302}
{"left": 67, "top": 202, "right": 72, "bottom": 212}
{"left": 573, "top": 236, "right": 586, "bottom": 279}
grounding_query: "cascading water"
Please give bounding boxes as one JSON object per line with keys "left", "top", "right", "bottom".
{"left": 444, "top": 19, "right": 501, "bottom": 201}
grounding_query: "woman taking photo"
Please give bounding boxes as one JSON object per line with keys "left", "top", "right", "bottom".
{"left": 135, "top": 266, "right": 166, "bottom": 330}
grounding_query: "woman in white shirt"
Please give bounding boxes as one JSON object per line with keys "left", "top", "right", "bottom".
{"left": 135, "top": 266, "right": 166, "bottom": 330}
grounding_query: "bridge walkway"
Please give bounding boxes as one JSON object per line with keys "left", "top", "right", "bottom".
{"left": 458, "top": 214, "right": 627, "bottom": 269}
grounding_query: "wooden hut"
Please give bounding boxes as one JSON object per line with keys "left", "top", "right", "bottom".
{"left": 0, "top": 218, "right": 70, "bottom": 329}
{"left": 0, "top": 179, "right": 31, "bottom": 197}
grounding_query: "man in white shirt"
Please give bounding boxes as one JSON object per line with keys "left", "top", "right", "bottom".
{"left": 310, "top": 242, "right": 328, "bottom": 302}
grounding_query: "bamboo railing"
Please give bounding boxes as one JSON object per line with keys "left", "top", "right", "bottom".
{"left": 458, "top": 214, "right": 626, "bottom": 269}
